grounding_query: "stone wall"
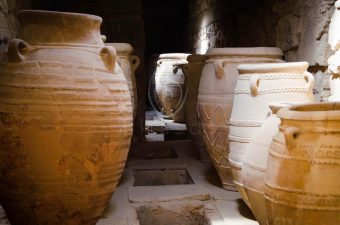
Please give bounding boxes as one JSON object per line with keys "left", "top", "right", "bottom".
{"left": 0, "top": 0, "right": 15, "bottom": 54}
{"left": 185, "top": 0, "right": 337, "bottom": 101}
{"left": 0, "top": 0, "right": 30, "bottom": 54}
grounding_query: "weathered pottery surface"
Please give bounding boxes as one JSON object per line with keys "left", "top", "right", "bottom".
{"left": 265, "top": 102, "right": 340, "bottom": 225}
{"left": 155, "top": 53, "right": 189, "bottom": 122}
{"left": 197, "top": 47, "right": 283, "bottom": 191}
{"left": 0, "top": 10, "right": 133, "bottom": 225}
{"left": 175, "top": 54, "right": 210, "bottom": 163}
{"left": 242, "top": 102, "right": 297, "bottom": 225}
{"left": 229, "top": 62, "right": 315, "bottom": 205}
{"left": 105, "top": 43, "right": 140, "bottom": 118}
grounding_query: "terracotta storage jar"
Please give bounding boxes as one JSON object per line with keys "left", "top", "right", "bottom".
{"left": 229, "top": 62, "right": 315, "bottom": 205}
{"left": 0, "top": 10, "right": 133, "bottom": 225}
{"left": 242, "top": 102, "right": 297, "bottom": 225}
{"left": 265, "top": 102, "right": 340, "bottom": 225}
{"left": 105, "top": 43, "right": 140, "bottom": 118}
{"left": 175, "top": 55, "right": 210, "bottom": 163}
{"left": 197, "top": 47, "right": 283, "bottom": 190}
{"left": 155, "top": 53, "right": 189, "bottom": 122}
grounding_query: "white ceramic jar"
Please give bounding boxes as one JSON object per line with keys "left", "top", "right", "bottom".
{"left": 229, "top": 62, "right": 315, "bottom": 205}
{"left": 155, "top": 53, "right": 189, "bottom": 122}
{"left": 242, "top": 102, "right": 300, "bottom": 225}
{"left": 197, "top": 47, "right": 284, "bottom": 190}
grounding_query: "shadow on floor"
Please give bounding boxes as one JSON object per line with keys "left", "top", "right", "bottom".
{"left": 237, "top": 199, "right": 256, "bottom": 221}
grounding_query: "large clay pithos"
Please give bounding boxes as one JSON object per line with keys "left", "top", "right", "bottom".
{"left": 105, "top": 43, "right": 140, "bottom": 118}
{"left": 229, "top": 62, "right": 315, "bottom": 205}
{"left": 175, "top": 55, "right": 210, "bottom": 163}
{"left": 197, "top": 47, "right": 283, "bottom": 191}
{"left": 265, "top": 102, "right": 340, "bottom": 225}
{"left": 0, "top": 10, "right": 133, "bottom": 225}
{"left": 242, "top": 102, "right": 297, "bottom": 225}
{"left": 155, "top": 53, "right": 189, "bottom": 122}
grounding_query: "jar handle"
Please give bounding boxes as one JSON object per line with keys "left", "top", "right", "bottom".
{"left": 100, "top": 46, "right": 116, "bottom": 72}
{"left": 8, "top": 39, "right": 30, "bottom": 62}
{"left": 101, "top": 35, "right": 107, "bottom": 42}
{"left": 284, "top": 127, "right": 300, "bottom": 149}
{"left": 173, "top": 65, "right": 179, "bottom": 74}
{"left": 303, "top": 71, "right": 315, "bottom": 92}
{"left": 250, "top": 76, "right": 260, "bottom": 96}
{"left": 214, "top": 59, "right": 226, "bottom": 79}
{"left": 131, "top": 55, "right": 140, "bottom": 73}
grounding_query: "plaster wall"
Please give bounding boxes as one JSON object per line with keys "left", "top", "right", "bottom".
{"left": 186, "top": 0, "right": 336, "bottom": 101}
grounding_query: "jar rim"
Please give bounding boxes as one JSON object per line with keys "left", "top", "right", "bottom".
{"left": 19, "top": 10, "right": 102, "bottom": 23}
{"left": 206, "top": 47, "right": 283, "bottom": 58}
{"left": 278, "top": 102, "right": 340, "bottom": 121}
{"left": 237, "top": 62, "right": 309, "bottom": 74}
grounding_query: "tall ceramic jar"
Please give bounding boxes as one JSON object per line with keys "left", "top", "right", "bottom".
{"left": 229, "top": 62, "right": 315, "bottom": 205}
{"left": 242, "top": 102, "right": 297, "bottom": 225}
{"left": 175, "top": 55, "right": 210, "bottom": 163}
{"left": 155, "top": 53, "right": 189, "bottom": 122}
{"left": 105, "top": 43, "right": 140, "bottom": 118}
{"left": 265, "top": 102, "right": 340, "bottom": 225}
{"left": 0, "top": 10, "right": 133, "bottom": 225}
{"left": 197, "top": 47, "right": 283, "bottom": 191}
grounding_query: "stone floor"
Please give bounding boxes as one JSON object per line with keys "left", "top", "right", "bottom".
{"left": 97, "top": 140, "right": 258, "bottom": 225}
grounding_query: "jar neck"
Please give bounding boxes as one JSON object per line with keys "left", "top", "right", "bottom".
{"left": 18, "top": 10, "right": 103, "bottom": 46}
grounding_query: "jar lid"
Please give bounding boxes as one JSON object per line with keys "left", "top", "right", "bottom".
{"left": 278, "top": 102, "right": 340, "bottom": 121}
{"left": 105, "top": 43, "right": 133, "bottom": 55}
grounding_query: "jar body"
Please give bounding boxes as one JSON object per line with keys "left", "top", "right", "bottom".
{"left": 242, "top": 107, "right": 282, "bottom": 225}
{"left": 229, "top": 62, "right": 314, "bottom": 204}
{"left": 198, "top": 48, "right": 283, "bottom": 191}
{"left": 155, "top": 54, "right": 189, "bottom": 122}
{"left": 182, "top": 55, "right": 210, "bottom": 163}
{"left": 106, "top": 43, "right": 140, "bottom": 119}
{"left": 265, "top": 103, "right": 340, "bottom": 225}
{"left": 0, "top": 11, "right": 133, "bottom": 225}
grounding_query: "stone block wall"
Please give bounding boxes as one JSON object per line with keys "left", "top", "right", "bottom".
{"left": 185, "top": 0, "right": 337, "bottom": 101}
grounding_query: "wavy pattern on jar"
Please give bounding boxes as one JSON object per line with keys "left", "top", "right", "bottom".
{"left": 198, "top": 47, "right": 284, "bottom": 192}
